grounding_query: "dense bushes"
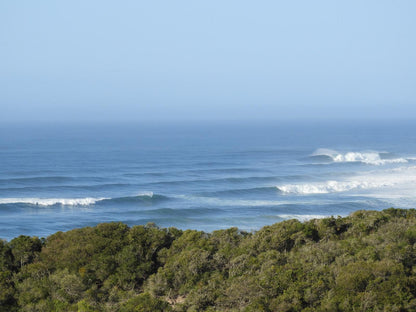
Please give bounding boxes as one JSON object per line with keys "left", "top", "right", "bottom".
{"left": 1, "top": 208, "right": 416, "bottom": 311}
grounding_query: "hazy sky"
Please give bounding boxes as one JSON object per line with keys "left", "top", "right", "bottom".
{"left": 1, "top": 1, "right": 415, "bottom": 122}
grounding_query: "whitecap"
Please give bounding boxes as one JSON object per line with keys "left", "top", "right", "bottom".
{"left": 277, "top": 214, "right": 330, "bottom": 222}
{"left": 0, "top": 197, "right": 106, "bottom": 206}
{"left": 311, "top": 148, "right": 408, "bottom": 165}
{"left": 137, "top": 191, "right": 154, "bottom": 198}
{"left": 277, "top": 180, "right": 392, "bottom": 195}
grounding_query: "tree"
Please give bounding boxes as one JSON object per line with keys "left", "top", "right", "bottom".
{"left": 9, "top": 236, "right": 42, "bottom": 269}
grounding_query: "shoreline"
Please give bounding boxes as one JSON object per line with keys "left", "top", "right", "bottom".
{"left": 2, "top": 210, "right": 351, "bottom": 243}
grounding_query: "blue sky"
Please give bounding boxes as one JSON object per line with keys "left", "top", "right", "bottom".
{"left": 1, "top": 1, "right": 415, "bottom": 122}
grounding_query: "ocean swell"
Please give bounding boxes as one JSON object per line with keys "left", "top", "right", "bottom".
{"left": 99, "top": 192, "right": 169, "bottom": 205}
{"left": 311, "top": 148, "right": 408, "bottom": 165}
{"left": 0, "top": 197, "right": 105, "bottom": 206}
{"left": 0, "top": 192, "right": 169, "bottom": 207}
{"left": 277, "top": 180, "right": 391, "bottom": 195}
{"left": 199, "top": 186, "right": 279, "bottom": 197}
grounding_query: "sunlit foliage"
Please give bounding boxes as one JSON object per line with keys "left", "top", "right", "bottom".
{"left": 1, "top": 208, "right": 416, "bottom": 311}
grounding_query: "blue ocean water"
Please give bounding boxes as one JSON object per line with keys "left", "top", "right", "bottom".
{"left": 1, "top": 120, "right": 416, "bottom": 241}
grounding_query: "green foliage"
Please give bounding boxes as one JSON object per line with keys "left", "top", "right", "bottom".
{"left": 249, "top": 219, "right": 305, "bottom": 253}
{"left": 2, "top": 208, "right": 416, "bottom": 311}
{"left": 0, "top": 240, "right": 16, "bottom": 311}
{"left": 119, "top": 292, "right": 172, "bottom": 312}
{"left": 0, "top": 239, "right": 13, "bottom": 271}
{"left": 9, "top": 235, "right": 42, "bottom": 269}
{"left": 0, "top": 269, "right": 16, "bottom": 311}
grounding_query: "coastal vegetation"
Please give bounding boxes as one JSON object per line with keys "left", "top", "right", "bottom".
{"left": 1, "top": 208, "right": 416, "bottom": 311}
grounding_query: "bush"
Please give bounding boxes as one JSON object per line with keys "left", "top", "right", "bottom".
{"left": 1, "top": 208, "right": 416, "bottom": 311}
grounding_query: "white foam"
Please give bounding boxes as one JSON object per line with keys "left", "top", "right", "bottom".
{"left": 278, "top": 162, "right": 416, "bottom": 199}
{"left": 277, "top": 180, "right": 392, "bottom": 195}
{"left": 312, "top": 148, "right": 408, "bottom": 165}
{"left": 137, "top": 191, "right": 154, "bottom": 197}
{"left": 278, "top": 214, "right": 330, "bottom": 222}
{"left": 0, "top": 197, "right": 106, "bottom": 206}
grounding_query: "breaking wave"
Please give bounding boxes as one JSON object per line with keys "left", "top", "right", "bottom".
{"left": 0, "top": 197, "right": 105, "bottom": 206}
{"left": 277, "top": 214, "right": 329, "bottom": 222}
{"left": 0, "top": 192, "right": 169, "bottom": 207}
{"left": 311, "top": 148, "right": 408, "bottom": 165}
{"left": 277, "top": 180, "right": 392, "bottom": 195}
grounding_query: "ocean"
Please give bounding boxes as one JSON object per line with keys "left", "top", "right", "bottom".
{"left": 1, "top": 120, "right": 416, "bottom": 241}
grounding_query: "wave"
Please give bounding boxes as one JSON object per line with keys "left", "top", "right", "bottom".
{"left": 277, "top": 214, "right": 329, "bottom": 222}
{"left": 199, "top": 186, "right": 279, "bottom": 197}
{"left": 277, "top": 180, "right": 392, "bottom": 195}
{"left": 0, "top": 197, "right": 106, "bottom": 206}
{"left": 148, "top": 176, "right": 280, "bottom": 187}
{"left": 184, "top": 167, "right": 262, "bottom": 174}
{"left": 0, "top": 176, "right": 109, "bottom": 184}
{"left": 0, "top": 176, "right": 75, "bottom": 184}
{"left": 99, "top": 192, "right": 170, "bottom": 205}
{"left": 311, "top": 148, "right": 408, "bottom": 165}
{"left": 174, "top": 194, "right": 294, "bottom": 207}
{"left": 0, "top": 192, "right": 170, "bottom": 207}
{"left": 0, "top": 183, "right": 132, "bottom": 192}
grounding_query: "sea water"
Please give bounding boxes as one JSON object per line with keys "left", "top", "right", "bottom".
{"left": 1, "top": 120, "right": 416, "bottom": 240}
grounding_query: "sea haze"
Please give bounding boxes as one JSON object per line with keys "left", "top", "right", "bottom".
{"left": 1, "top": 120, "right": 416, "bottom": 240}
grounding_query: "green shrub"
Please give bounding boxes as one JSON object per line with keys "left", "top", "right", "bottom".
{"left": 2, "top": 208, "right": 416, "bottom": 311}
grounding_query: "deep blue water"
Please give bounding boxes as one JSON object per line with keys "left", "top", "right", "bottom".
{"left": 1, "top": 120, "right": 416, "bottom": 241}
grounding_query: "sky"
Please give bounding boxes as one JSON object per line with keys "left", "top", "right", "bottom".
{"left": 1, "top": 1, "right": 415, "bottom": 122}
